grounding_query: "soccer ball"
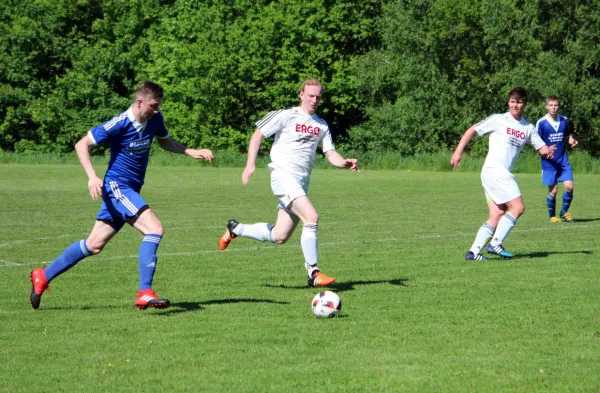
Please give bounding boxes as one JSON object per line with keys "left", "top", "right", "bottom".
{"left": 311, "top": 291, "right": 342, "bottom": 318}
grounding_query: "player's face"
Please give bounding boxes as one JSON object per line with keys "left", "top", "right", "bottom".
{"left": 546, "top": 100, "right": 559, "bottom": 116}
{"left": 507, "top": 97, "right": 527, "bottom": 120}
{"left": 136, "top": 96, "right": 162, "bottom": 122}
{"left": 300, "top": 85, "right": 322, "bottom": 114}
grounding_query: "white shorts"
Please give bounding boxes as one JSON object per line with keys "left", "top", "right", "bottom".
{"left": 269, "top": 164, "right": 310, "bottom": 213}
{"left": 481, "top": 168, "right": 521, "bottom": 204}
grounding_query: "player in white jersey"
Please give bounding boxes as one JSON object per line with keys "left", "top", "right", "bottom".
{"left": 219, "top": 79, "right": 359, "bottom": 287}
{"left": 451, "top": 87, "right": 555, "bottom": 261}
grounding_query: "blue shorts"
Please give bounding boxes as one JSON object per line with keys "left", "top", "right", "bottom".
{"left": 542, "top": 162, "right": 573, "bottom": 186}
{"left": 96, "top": 180, "right": 148, "bottom": 232}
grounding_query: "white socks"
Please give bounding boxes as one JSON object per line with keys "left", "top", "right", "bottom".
{"left": 301, "top": 223, "right": 319, "bottom": 277}
{"left": 234, "top": 223, "right": 274, "bottom": 242}
{"left": 490, "top": 213, "right": 517, "bottom": 247}
{"left": 469, "top": 222, "right": 494, "bottom": 254}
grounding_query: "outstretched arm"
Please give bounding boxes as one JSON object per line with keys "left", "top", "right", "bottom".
{"left": 157, "top": 137, "right": 213, "bottom": 162}
{"left": 74, "top": 135, "right": 103, "bottom": 200}
{"left": 325, "top": 150, "right": 359, "bottom": 172}
{"left": 242, "top": 129, "right": 265, "bottom": 185}
{"left": 450, "top": 127, "right": 477, "bottom": 169}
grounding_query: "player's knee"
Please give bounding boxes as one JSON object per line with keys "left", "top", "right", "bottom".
{"left": 85, "top": 240, "right": 105, "bottom": 255}
{"left": 152, "top": 223, "right": 164, "bottom": 236}
{"left": 513, "top": 205, "right": 525, "bottom": 217}
{"left": 564, "top": 185, "right": 574, "bottom": 193}
{"left": 303, "top": 213, "right": 319, "bottom": 224}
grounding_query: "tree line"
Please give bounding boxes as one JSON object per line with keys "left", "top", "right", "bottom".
{"left": 1, "top": 0, "right": 599, "bottom": 156}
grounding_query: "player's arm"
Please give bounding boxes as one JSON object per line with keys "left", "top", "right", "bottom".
{"left": 450, "top": 126, "right": 477, "bottom": 169}
{"left": 567, "top": 121, "right": 578, "bottom": 148}
{"left": 242, "top": 128, "right": 264, "bottom": 185}
{"left": 325, "top": 150, "right": 359, "bottom": 172}
{"left": 157, "top": 136, "right": 213, "bottom": 162}
{"left": 74, "top": 135, "right": 103, "bottom": 200}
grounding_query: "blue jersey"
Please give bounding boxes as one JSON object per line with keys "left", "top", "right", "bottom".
{"left": 88, "top": 107, "right": 169, "bottom": 187}
{"left": 536, "top": 114, "right": 572, "bottom": 169}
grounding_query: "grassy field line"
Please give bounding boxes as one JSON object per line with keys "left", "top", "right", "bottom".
{"left": 2, "top": 222, "right": 599, "bottom": 268}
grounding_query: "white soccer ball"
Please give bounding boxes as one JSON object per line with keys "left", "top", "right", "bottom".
{"left": 311, "top": 291, "right": 342, "bottom": 318}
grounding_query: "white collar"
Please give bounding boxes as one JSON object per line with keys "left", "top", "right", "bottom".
{"left": 127, "top": 106, "right": 147, "bottom": 135}
{"left": 545, "top": 113, "right": 560, "bottom": 124}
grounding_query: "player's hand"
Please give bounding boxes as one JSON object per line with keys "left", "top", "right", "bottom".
{"left": 242, "top": 165, "right": 255, "bottom": 185}
{"left": 570, "top": 138, "right": 578, "bottom": 148}
{"left": 548, "top": 144, "right": 556, "bottom": 159}
{"left": 187, "top": 148, "right": 213, "bottom": 163}
{"left": 450, "top": 153, "right": 462, "bottom": 170}
{"left": 88, "top": 176, "right": 103, "bottom": 200}
{"left": 344, "top": 158, "right": 359, "bottom": 172}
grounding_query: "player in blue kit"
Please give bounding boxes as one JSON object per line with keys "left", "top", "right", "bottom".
{"left": 536, "top": 96, "right": 578, "bottom": 223}
{"left": 29, "top": 81, "right": 213, "bottom": 310}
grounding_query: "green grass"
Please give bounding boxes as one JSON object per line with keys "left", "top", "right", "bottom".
{"left": 1, "top": 164, "right": 600, "bottom": 392}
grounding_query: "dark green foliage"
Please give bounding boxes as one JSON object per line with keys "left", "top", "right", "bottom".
{"left": 349, "top": 0, "right": 600, "bottom": 156}
{"left": 1, "top": 0, "right": 599, "bottom": 157}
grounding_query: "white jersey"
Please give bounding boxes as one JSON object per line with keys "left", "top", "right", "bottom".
{"left": 256, "top": 107, "right": 335, "bottom": 174}
{"left": 474, "top": 112, "right": 546, "bottom": 172}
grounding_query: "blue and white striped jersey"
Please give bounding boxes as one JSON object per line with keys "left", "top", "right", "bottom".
{"left": 536, "top": 114, "right": 572, "bottom": 169}
{"left": 88, "top": 106, "right": 169, "bottom": 186}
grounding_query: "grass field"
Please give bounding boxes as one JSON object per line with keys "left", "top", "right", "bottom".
{"left": 1, "top": 164, "right": 599, "bottom": 392}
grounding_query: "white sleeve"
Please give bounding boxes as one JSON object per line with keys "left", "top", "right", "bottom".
{"left": 473, "top": 114, "right": 500, "bottom": 136}
{"left": 320, "top": 128, "right": 335, "bottom": 153}
{"left": 528, "top": 126, "right": 546, "bottom": 150}
{"left": 256, "top": 109, "right": 288, "bottom": 138}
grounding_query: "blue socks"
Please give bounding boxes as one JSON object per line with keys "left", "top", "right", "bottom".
{"left": 546, "top": 194, "right": 556, "bottom": 218}
{"left": 560, "top": 191, "right": 573, "bottom": 216}
{"left": 139, "top": 234, "right": 162, "bottom": 290}
{"left": 45, "top": 240, "right": 92, "bottom": 281}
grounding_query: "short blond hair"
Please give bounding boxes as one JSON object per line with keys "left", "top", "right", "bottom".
{"left": 300, "top": 78, "right": 322, "bottom": 93}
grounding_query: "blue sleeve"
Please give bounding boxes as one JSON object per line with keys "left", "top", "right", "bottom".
{"left": 89, "top": 116, "right": 127, "bottom": 145}
{"left": 154, "top": 111, "right": 169, "bottom": 139}
{"left": 536, "top": 120, "right": 546, "bottom": 142}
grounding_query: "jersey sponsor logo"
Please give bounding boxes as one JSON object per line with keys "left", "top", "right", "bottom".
{"left": 127, "top": 137, "right": 151, "bottom": 155}
{"left": 506, "top": 128, "right": 525, "bottom": 140}
{"left": 295, "top": 124, "right": 320, "bottom": 135}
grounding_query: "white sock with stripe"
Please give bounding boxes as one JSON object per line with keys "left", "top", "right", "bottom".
{"left": 235, "top": 223, "right": 274, "bottom": 242}
{"left": 490, "top": 213, "right": 517, "bottom": 247}
{"left": 469, "top": 222, "right": 494, "bottom": 254}
{"left": 301, "top": 223, "right": 319, "bottom": 277}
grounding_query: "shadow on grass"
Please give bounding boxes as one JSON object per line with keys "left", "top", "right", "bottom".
{"left": 156, "top": 298, "right": 289, "bottom": 315}
{"left": 263, "top": 278, "right": 409, "bottom": 293}
{"left": 512, "top": 250, "right": 593, "bottom": 259}
{"left": 568, "top": 218, "right": 600, "bottom": 223}
{"left": 40, "top": 298, "right": 288, "bottom": 314}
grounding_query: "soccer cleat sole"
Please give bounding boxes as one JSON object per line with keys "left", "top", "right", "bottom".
{"left": 30, "top": 291, "right": 41, "bottom": 310}
{"left": 136, "top": 299, "right": 170, "bottom": 310}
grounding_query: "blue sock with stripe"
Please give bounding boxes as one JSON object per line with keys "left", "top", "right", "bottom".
{"left": 546, "top": 194, "right": 556, "bottom": 218}
{"left": 560, "top": 191, "right": 573, "bottom": 216}
{"left": 45, "top": 240, "right": 92, "bottom": 281}
{"left": 139, "top": 234, "right": 162, "bottom": 290}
